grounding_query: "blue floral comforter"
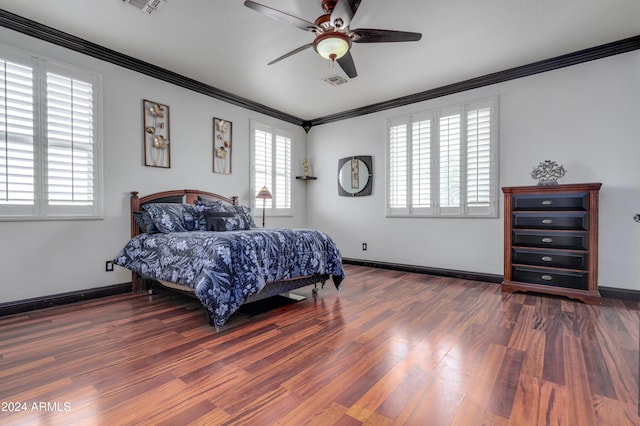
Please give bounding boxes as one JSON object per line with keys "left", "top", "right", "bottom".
{"left": 114, "top": 228, "right": 345, "bottom": 326}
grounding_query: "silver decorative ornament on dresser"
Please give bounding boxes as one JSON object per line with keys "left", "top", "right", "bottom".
{"left": 530, "top": 160, "right": 566, "bottom": 185}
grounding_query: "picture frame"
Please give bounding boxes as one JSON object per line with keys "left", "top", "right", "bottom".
{"left": 143, "top": 99, "right": 171, "bottom": 168}
{"left": 213, "top": 117, "right": 232, "bottom": 174}
{"left": 338, "top": 155, "right": 373, "bottom": 197}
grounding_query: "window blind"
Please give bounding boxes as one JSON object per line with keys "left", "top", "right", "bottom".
{"left": 253, "top": 127, "right": 272, "bottom": 209}
{"left": 439, "top": 113, "right": 461, "bottom": 211}
{"left": 46, "top": 72, "right": 95, "bottom": 206}
{"left": 274, "top": 134, "right": 291, "bottom": 209}
{"left": 0, "top": 59, "right": 35, "bottom": 207}
{"left": 412, "top": 119, "right": 431, "bottom": 209}
{"left": 388, "top": 121, "right": 408, "bottom": 210}
{"left": 0, "top": 46, "right": 102, "bottom": 220}
{"left": 251, "top": 122, "right": 292, "bottom": 214}
{"left": 387, "top": 97, "right": 497, "bottom": 217}
{"left": 466, "top": 107, "right": 492, "bottom": 208}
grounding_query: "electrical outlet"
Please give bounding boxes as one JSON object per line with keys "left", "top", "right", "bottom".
{"left": 362, "top": 242, "right": 367, "bottom": 251}
{"left": 105, "top": 261, "right": 114, "bottom": 272}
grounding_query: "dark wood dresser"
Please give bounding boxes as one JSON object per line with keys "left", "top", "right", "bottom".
{"left": 502, "top": 182, "right": 602, "bottom": 304}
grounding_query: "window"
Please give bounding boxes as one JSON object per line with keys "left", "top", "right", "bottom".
{"left": 387, "top": 97, "right": 498, "bottom": 217}
{"left": 251, "top": 121, "right": 292, "bottom": 215}
{"left": 0, "top": 45, "right": 102, "bottom": 219}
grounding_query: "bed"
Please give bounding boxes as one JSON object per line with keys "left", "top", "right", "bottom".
{"left": 113, "top": 189, "right": 345, "bottom": 328}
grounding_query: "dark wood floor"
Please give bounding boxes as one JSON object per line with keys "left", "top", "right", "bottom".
{"left": 0, "top": 265, "right": 638, "bottom": 425}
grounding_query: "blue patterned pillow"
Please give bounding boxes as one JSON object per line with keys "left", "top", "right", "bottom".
{"left": 205, "top": 215, "right": 251, "bottom": 232}
{"left": 195, "top": 200, "right": 256, "bottom": 230}
{"left": 142, "top": 203, "right": 198, "bottom": 233}
{"left": 133, "top": 211, "right": 159, "bottom": 234}
{"left": 202, "top": 210, "right": 234, "bottom": 231}
{"left": 233, "top": 205, "right": 257, "bottom": 229}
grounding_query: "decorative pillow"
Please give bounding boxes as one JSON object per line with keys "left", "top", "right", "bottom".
{"left": 142, "top": 203, "right": 198, "bottom": 233}
{"left": 205, "top": 214, "right": 251, "bottom": 232}
{"left": 232, "top": 205, "right": 257, "bottom": 229}
{"left": 195, "top": 200, "right": 256, "bottom": 230}
{"left": 201, "top": 210, "right": 234, "bottom": 231}
{"left": 132, "top": 211, "right": 159, "bottom": 234}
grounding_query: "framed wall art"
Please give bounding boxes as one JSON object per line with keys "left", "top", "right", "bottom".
{"left": 338, "top": 155, "right": 373, "bottom": 197}
{"left": 213, "top": 117, "right": 232, "bottom": 174}
{"left": 143, "top": 99, "right": 171, "bottom": 168}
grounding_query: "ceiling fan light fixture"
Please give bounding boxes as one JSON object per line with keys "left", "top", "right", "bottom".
{"left": 314, "top": 32, "right": 351, "bottom": 61}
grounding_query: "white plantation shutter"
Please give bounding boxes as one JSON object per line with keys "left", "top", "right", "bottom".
{"left": 387, "top": 97, "right": 497, "bottom": 217}
{"left": 439, "top": 113, "right": 461, "bottom": 214}
{"left": 0, "top": 46, "right": 102, "bottom": 219}
{"left": 251, "top": 122, "right": 292, "bottom": 215}
{"left": 467, "top": 105, "right": 493, "bottom": 215}
{"left": 0, "top": 58, "right": 35, "bottom": 214}
{"left": 388, "top": 114, "right": 434, "bottom": 216}
{"left": 46, "top": 71, "right": 95, "bottom": 207}
{"left": 253, "top": 127, "right": 272, "bottom": 209}
{"left": 274, "top": 134, "right": 291, "bottom": 209}
{"left": 412, "top": 119, "right": 431, "bottom": 211}
{"left": 388, "top": 119, "right": 408, "bottom": 213}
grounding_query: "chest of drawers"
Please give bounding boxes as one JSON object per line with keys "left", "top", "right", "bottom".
{"left": 502, "top": 183, "right": 601, "bottom": 304}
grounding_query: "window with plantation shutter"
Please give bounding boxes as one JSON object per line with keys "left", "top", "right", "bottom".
{"left": 388, "top": 118, "right": 408, "bottom": 212}
{"left": 466, "top": 106, "right": 492, "bottom": 214}
{"left": 439, "top": 112, "right": 461, "bottom": 214}
{"left": 0, "top": 57, "right": 35, "bottom": 213}
{"left": 387, "top": 97, "right": 498, "bottom": 217}
{"left": 412, "top": 119, "right": 431, "bottom": 211}
{"left": 251, "top": 121, "right": 292, "bottom": 216}
{"left": 0, "top": 45, "right": 102, "bottom": 219}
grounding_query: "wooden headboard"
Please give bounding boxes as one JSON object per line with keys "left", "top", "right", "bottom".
{"left": 130, "top": 189, "right": 238, "bottom": 238}
{"left": 128, "top": 189, "right": 238, "bottom": 291}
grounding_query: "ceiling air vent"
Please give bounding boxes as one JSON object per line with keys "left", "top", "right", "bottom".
{"left": 323, "top": 74, "right": 349, "bottom": 87}
{"left": 124, "top": 0, "right": 167, "bottom": 15}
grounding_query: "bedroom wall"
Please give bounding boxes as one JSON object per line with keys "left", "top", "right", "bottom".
{"left": 0, "top": 27, "right": 309, "bottom": 304}
{"left": 306, "top": 50, "right": 640, "bottom": 291}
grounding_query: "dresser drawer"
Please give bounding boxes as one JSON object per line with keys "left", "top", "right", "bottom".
{"left": 512, "top": 248, "right": 588, "bottom": 270}
{"left": 512, "top": 192, "right": 588, "bottom": 211}
{"left": 512, "top": 230, "right": 588, "bottom": 250}
{"left": 512, "top": 212, "right": 588, "bottom": 230}
{"left": 512, "top": 266, "right": 588, "bottom": 290}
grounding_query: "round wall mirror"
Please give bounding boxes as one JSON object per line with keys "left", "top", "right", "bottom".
{"left": 338, "top": 156, "right": 373, "bottom": 197}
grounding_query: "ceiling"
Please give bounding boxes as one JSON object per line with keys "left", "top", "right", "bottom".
{"left": 1, "top": 0, "right": 639, "bottom": 122}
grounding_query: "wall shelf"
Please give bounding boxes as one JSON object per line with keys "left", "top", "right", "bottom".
{"left": 296, "top": 176, "right": 317, "bottom": 180}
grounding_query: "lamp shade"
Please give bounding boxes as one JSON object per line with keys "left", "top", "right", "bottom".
{"left": 256, "top": 186, "right": 272, "bottom": 200}
{"left": 314, "top": 32, "right": 351, "bottom": 61}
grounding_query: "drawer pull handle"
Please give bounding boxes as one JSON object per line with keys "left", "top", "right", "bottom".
{"left": 542, "top": 200, "right": 553, "bottom": 205}
{"left": 541, "top": 237, "right": 553, "bottom": 243}
{"left": 541, "top": 256, "right": 553, "bottom": 262}
{"left": 542, "top": 219, "right": 554, "bottom": 224}
{"left": 541, "top": 275, "right": 553, "bottom": 281}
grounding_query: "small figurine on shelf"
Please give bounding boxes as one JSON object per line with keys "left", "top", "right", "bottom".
{"left": 303, "top": 158, "right": 311, "bottom": 177}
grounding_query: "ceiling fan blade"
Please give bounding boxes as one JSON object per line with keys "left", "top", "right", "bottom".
{"left": 244, "top": 1, "right": 317, "bottom": 32}
{"left": 330, "top": 0, "right": 362, "bottom": 29}
{"left": 337, "top": 51, "right": 358, "bottom": 78}
{"left": 267, "top": 43, "right": 313, "bottom": 65}
{"left": 352, "top": 28, "right": 422, "bottom": 43}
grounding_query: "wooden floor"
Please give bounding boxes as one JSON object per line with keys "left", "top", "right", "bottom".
{"left": 0, "top": 264, "right": 638, "bottom": 425}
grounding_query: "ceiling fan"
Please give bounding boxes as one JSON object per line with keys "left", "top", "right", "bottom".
{"left": 244, "top": 0, "right": 422, "bottom": 78}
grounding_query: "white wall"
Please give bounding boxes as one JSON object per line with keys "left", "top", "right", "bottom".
{"left": 307, "top": 51, "right": 640, "bottom": 291}
{"left": 0, "top": 28, "right": 308, "bottom": 303}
